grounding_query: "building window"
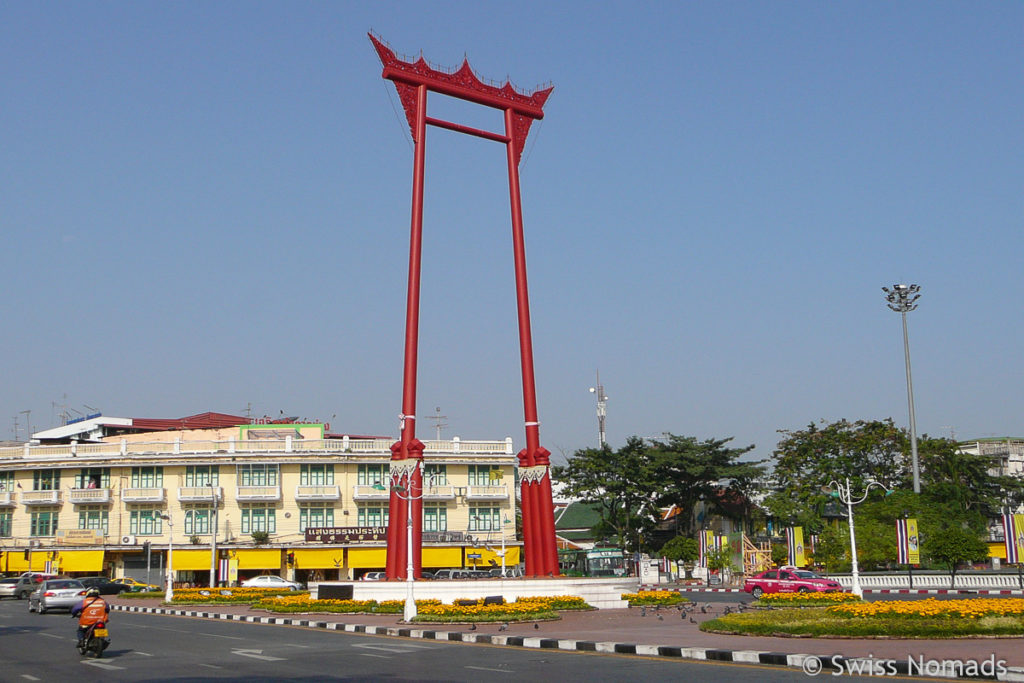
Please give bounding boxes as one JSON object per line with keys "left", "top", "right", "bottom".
{"left": 185, "top": 466, "right": 219, "bottom": 487}
{"left": 184, "top": 507, "right": 211, "bottom": 535}
{"left": 469, "top": 507, "right": 500, "bottom": 531}
{"left": 357, "top": 464, "right": 386, "bottom": 487}
{"left": 357, "top": 506, "right": 389, "bottom": 528}
{"left": 424, "top": 505, "right": 447, "bottom": 532}
{"left": 424, "top": 464, "right": 447, "bottom": 485}
{"left": 131, "top": 467, "right": 163, "bottom": 488}
{"left": 0, "top": 511, "right": 12, "bottom": 537}
{"left": 300, "top": 464, "right": 334, "bottom": 486}
{"left": 0, "top": 471, "right": 13, "bottom": 492}
{"left": 31, "top": 508, "right": 59, "bottom": 536}
{"left": 78, "top": 506, "right": 109, "bottom": 534}
{"left": 238, "top": 464, "right": 278, "bottom": 487}
{"left": 467, "top": 465, "right": 501, "bottom": 486}
{"left": 74, "top": 468, "right": 110, "bottom": 489}
{"left": 241, "top": 505, "right": 276, "bottom": 533}
{"left": 32, "top": 470, "right": 60, "bottom": 491}
{"left": 130, "top": 507, "right": 163, "bottom": 535}
{"left": 299, "top": 506, "right": 334, "bottom": 532}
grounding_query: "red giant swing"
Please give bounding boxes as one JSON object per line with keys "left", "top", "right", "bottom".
{"left": 370, "top": 33, "right": 560, "bottom": 579}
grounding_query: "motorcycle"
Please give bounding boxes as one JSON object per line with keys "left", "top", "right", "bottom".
{"left": 77, "top": 620, "right": 111, "bottom": 658}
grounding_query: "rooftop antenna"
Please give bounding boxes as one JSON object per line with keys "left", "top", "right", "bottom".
{"left": 588, "top": 371, "right": 608, "bottom": 448}
{"left": 20, "top": 410, "right": 31, "bottom": 439}
{"left": 941, "top": 425, "right": 957, "bottom": 441}
{"left": 430, "top": 407, "right": 448, "bottom": 441}
{"left": 11, "top": 415, "right": 19, "bottom": 441}
{"left": 243, "top": 403, "right": 253, "bottom": 422}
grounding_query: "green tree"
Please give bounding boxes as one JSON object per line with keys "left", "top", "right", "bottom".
{"left": 551, "top": 437, "right": 659, "bottom": 552}
{"left": 660, "top": 536, "right": 699, "bottom": 564}
{"left": 763, "top": 419, "right": 908, "bottom": 527}
{"left": 647, "top": 434, "right": 763, "bottom": 536}
{"left": 812, "top": 524, "right": 848, "bottom": 572}
{"left": 924, "top": 525, "right": 989, "bottom": 588}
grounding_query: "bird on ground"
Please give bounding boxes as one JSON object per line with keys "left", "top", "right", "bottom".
{"left": 689, "top": 617, "right": 697, "bottom": 624}
{"left": 657, "top": 614, "right": 664, "bottom": 621}
{"left": 498, "top": 622, "right": 509, "bottom": 631}
{"left": 534, "top": 623, "right": 539, "bottom": 630}
{"left": 640, "top": 606, "right": 647, "bottom": 617}
{"left": 469, "top": 624, "right": 477, "bottom": 631}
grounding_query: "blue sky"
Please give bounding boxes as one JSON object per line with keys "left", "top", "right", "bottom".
{"left": 2, "top": 2, "right": 1021, "bottom": 463}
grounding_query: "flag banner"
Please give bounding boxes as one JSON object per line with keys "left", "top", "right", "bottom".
{"left": 786, "top": 527, "right": 805, "bottom": 567}
{"left": 1004, "top": 513, "right": 1024, "bottom": 564}
{"left": 896, "top": 519, "right": 920, "bottom": 565}
{"left": 698, "top": 530, "right": 716, "bottom": 567}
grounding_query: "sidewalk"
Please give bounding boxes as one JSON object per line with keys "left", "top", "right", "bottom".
{"left": 109, "top": 593, "right": 1024, "bottom": 680}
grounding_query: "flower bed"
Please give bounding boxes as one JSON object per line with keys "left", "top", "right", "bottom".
{"left": 755, "top": 592, "right": 861, "bottom": 607}
{"left": 702, "top": 598, "right": 1024, "bottom": 638}
{"left": 253, "top": 593, "right": 591, "bottom": 623}
{"left": 171, "top": 587, "right": 302, "bottom": 604}
{"left": 622, "top": 590, "right": 689, "bottom": 607}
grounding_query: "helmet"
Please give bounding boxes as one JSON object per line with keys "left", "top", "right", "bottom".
{"left": 85, "top": 587, "right": 101, "bottom": 597}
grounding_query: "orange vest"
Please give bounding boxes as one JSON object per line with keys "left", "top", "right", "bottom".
{"left": 78, "top": 597, "right": 108, "bottom": 627}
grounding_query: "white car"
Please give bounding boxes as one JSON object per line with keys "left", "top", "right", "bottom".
{"left": 360, "top": 571, "right": 386, "bottom": 581}
{"left": 240, "top": 575, "right": 302, "bottom": 590}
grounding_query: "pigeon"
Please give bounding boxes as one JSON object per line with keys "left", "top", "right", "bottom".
{"left": 689, "top": 617, "right": 697, "bottom": 624}
{"left": 498, "top": 622, "right": 509, "bottom": 631}
{"left": 640, "top": 606, "right": 647, "bottom": 617}
{"left": 657, "top": 614, "right": 664, "bottom": 621}
{"left": 534, "top": 623, "right": 539, "bottom": 630}
{"left": 701, "top": 604, "right": 709, "bottom": 613}
{"left": 723, "top": 606, "right": 732, "bottom": 615}
{"left": 469, "top": 624, "right": 477, "bottom": 631}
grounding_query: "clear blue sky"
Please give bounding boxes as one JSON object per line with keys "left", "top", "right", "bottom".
{"left": 3, "top": 2, "right": 1021, "bottom": 463}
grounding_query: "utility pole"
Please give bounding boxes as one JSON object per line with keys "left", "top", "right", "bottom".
{"left": 883, "top": 284, "right": 922, "bottom": 494}
{"left": 589, "top": 372, "right": 609, "bottom": 448}
{"left": 430, "top": 407, "right": 448, "bottom": 442}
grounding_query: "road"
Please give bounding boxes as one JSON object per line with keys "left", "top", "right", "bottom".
{"left": 0, "top": 598, "right": 891, "bottom": 682}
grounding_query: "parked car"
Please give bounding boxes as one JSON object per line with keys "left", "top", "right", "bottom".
{"left": 28, "top": 578, "right": 87, "bottom": 613}
{"left": 359, "top": 572, "right": 386, "bottom": 581}
{"left": 78, "top": 577, "right": 131, "bottom": 595}
{"left": 432, "top": 569, "right": 472, "bottom": 580}
{"left": 240, "top": 575, "right": 302, "bottom": 590}
{"left": 488, "top": 567, "right": 523, "bottom": 578}
{"left": 13, "top": 573, "right": 59, "bottom": 600}
{"left": 114, "top": 577, "right": 161, "bottom": 592}
{"left": 0, "top": 577, "right": 21, "bottom": 599}
{"left": 743, "top": 567, "right": 844, "bottom": 598}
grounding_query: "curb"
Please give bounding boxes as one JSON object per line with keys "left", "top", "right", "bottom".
{"left": 111, "top": 604, "right": 1024, "bottom": 680}
{"left": 640, "top": 586, "right": 1024, "bottom": 596}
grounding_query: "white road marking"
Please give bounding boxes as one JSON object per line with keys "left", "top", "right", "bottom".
{"left": 21, "top": 675, "right": 41, "bottom": 681}
{"left": 198, "top": 663, "right": 222, "bottom": 669}
{"left": 232, "top": 648, "right": 285, "bottom": 662}
{"left": 198, "top": 631, "right": 245, "bottom": 640}
{"left": 359, "top": 653, "right": 391, "bottom": 659}
{"left": 132, "top": 651, "right": 153, "bottom": 656}
{"left": 39, "top": 633, "right": 63, "bottom": 639}
{"left": 466, "top": 666, "right": 513, "bottom": 674}
{"left": 82, "top": 661, "right": 125, "bottom": 671}
{"left": 352, "top": 643, "right": 432, "bottom": 653}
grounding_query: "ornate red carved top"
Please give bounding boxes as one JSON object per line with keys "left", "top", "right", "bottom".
{"left": 370, "top": 33, "right": 552, "bottom": 163}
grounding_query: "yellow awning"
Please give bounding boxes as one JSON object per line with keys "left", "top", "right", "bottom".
{"left": 4, "top": 552, "right": 32, "bottom": 573}
{"left": 346, "top": 548, "right": 386, "bottom": 568}
{"left": 171, "top": 549, "right": 213, "bottom": 571}
{"left": 292, "top": 548, "right": 344, "bottom": 569}
{"left": 234, "top": 549, "right": 282, "bottom": 570}
{"left": 57, "top": 550, "right": 105, "bottom": 572}
{"left": 422, "top": 547, "right": 462, "bottom": 567}
{"left": 465, "top": 547, "right": 521, "bottom": 568}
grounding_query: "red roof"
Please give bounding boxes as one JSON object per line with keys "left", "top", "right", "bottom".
{"left": 130, "top": 412, "right": 251, "bottom": 432}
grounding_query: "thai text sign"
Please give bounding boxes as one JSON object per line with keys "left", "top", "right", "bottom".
{"left": 55, "top": 529, "right": 104, "bottom": 545}
{"left": 305, "top": 526, "right": 387, "bottom": 543}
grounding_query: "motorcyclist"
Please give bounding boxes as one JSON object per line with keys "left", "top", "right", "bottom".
{"left": 71, "top": 587, "right": 110, "bottom": 644}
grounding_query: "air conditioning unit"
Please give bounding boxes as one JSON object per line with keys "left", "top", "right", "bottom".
{"left": 121, "top": 535, "right": 137, "bottom": 545}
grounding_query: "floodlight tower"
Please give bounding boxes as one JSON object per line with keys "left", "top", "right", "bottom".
{"left": 371, "top": 34, "right": 559, "bottom": 579}
{"left": 883, "top": 284, "right": 922, "bottom": 494}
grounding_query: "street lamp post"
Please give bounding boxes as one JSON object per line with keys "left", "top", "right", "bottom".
{"left": 160, "top": 513, "right": 174, "bottom": 602}
{"left": 382, "top": 463, "right": 436, "bottom": 622}
{"left": 825, "top": 478, "right": 889, "bottom": 597}
{"left": 500, "top": 515, "right": 511, "bottom": 576}
{"left": 883, "top": 283, "right": 922, "bottom": 494}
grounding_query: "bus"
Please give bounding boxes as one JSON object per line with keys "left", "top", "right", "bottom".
{"left": 558, "top": 548, "right": 627, "bottom": 577}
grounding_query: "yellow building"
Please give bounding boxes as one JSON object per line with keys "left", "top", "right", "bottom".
{"left": 0, "top": 418, "right": 520, "bottom": 584}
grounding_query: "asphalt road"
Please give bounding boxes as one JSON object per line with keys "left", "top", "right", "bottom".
{"left": 0, "top": 598, "right": 891, "bottom": 682}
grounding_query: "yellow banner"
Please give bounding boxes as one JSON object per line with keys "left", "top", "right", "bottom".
{"left": 790, "top": 527, "right": 806, "bottom": 568}
{"left": 292, "top": 548, "right": 345, "bottom": 569}
{"left": 172, "top": 549, "right": 214, "bottom": 571}
{"left": 906, "top": 518, "right": 920, "bottom": 565}
{"left": 56, "top": 550, "right": 105, "bottom": 572}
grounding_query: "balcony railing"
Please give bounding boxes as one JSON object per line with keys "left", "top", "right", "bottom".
{"left": 177, "top": 486, "right": 223, "bottom": 503}
{"left": 121, "top": 487, "right": 166, "bottom": 503}
{"left": 21, "top": 490, "right": 61, "bottom": 505}
{"left": 0, "top": 490, "right": 14, "bottom": 506}
{"left": 465, "top": 485, "right": 508, "bottom": 501}
{"left": 68, "top": 488, "right": 112, "bottom": 504}
{"left": 423, "top": 484, "right": 456, "bottom": 501}
{"left": 352, "top": 484, "right": 389, "bottom": 501}
{"left": 0, "top": 436, "right": 516, "bottom": 461}
{"left": 236, "top": 485, "right": 281, "bottom": 501}
{"left": 295, "top": 485, "right": 341, "bottom": 502}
